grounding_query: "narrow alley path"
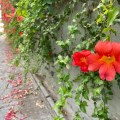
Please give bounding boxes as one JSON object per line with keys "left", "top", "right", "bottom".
{"left": 0, "top": 23, "right": 56, "bottom": 120}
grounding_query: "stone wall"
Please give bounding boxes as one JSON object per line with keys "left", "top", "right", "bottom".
{"left": 37, "top": 1, "right": 120, "bottom": 120}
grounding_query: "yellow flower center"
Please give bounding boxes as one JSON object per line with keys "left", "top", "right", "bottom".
{"left": 80, "top": 57, "right": 87, "bottom": 64}
{"left": 100, "top": 56, "right": 115, "bottom": 64}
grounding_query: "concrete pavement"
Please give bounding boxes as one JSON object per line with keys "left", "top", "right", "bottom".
{"left": 0, "top": 22, "right": 56, "bottom": 120}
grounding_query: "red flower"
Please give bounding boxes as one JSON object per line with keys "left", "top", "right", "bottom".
{"left": 72, "top": 50, "right": 91, "bottom": 72}
{"left": 3, "top": 13, "right": 14, "bottom": 22}
{"left": 19, "top": 31, "right": 23, "bottom": 36}
{"left": 4, "top": 13, "right": 12, "bottom": 18}
{"left": 17, "top": 16, "right": 24, "bottom": 22}
{"left": 88, "top": 41, "right": 120, "bottom": 81}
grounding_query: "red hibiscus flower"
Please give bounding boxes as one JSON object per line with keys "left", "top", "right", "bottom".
{"left": 72, "top": 50, "right": 91, "bottom": 72}
{"left": 87, "top": 41, "right": 120, "bottom": 81}
{"left": 17, "top": 16, "right": 24, "bottom": 22}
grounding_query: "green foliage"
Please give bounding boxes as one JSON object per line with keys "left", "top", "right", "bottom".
{"left": 107, "top": 7, "right": 119, "bottom": 26}
{"left": 74, "top": 112, "right": 82, "bottom": 120}
{"left": 5, "top": 0, "right": 120, "bottom": 119}
{"left": 53, "top": 116, "right": 64, "bottom": 120}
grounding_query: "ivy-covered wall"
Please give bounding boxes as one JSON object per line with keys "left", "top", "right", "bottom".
{"left": 36, "top": 1, "right": 120, "bottom": 120}
{"left": 1, "top": 0, "right": 120, "bottom": 119}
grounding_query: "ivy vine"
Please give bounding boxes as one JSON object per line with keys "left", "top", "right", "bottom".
{"left": 2, "top": 0, "right": 120, "bottom": 119}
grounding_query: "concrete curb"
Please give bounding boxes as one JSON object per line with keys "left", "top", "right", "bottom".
{"left": 30, "top": 74, "right": 76, "bottom": 120}
{"left": 30, "top": 74, "right": 64, "bottom": 118}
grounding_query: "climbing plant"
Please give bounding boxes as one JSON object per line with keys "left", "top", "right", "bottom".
{"left": 1, "top": 0, "right": 120, "bottom": 119}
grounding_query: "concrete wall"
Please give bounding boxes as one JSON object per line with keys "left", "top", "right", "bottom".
{"left": 37, "top": 1, "right": 120, "bottom": 120}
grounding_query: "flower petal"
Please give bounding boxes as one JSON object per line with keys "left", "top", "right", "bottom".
{"left": 88, "top": 62, "right": 102, "bottom": 71}
{"left": 80, "top": 65, "right": 88, "bottom": 72}
{"left": 99, "top": 64, "right": 116, "bottom": 81}
{"left": 95, "top": 41, "right": 112, "bottom": 55}
{"left": 112, "top": 42, "right": 120, "bottom": 56}
{"left": 113, "top": 61, "right": 120, "bottom": 74}
{"left": 72, "top": 52, "right": 82, "bottom": 66}
{"left": 87, "top": 54, "right": 100, "bottom": 64}
{"left": 87, "top": 54, "right": 102, "bottom": 71}
{"left": 80, "top": 50, "right": 91, "bottom": 57}
{"left": 72, "top": 51, "right": 90, "bottom": 72}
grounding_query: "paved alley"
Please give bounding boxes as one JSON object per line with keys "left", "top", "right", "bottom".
{"left": 0, "top": 24, "right": 56, "bottom": 120}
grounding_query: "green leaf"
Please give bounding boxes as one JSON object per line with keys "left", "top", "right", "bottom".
{"left": 110, "top": 28, "right": 117, "bottom": 35}
{"left": 102, "top": 27, "right": 111, "bottom": 33}
{"left": 80, "top": 101, "right": 87, "bottom": 113}
{"left": 74, "top": 112, "right": 82, "bottom": 120}
{"left": 80, "top": 104, "right": 86, "bottom": 113}
{"left": 97, "top": 14, "right": 103, "bottom": 24}
{"left": 83, "top": 90, "right": 89, "bottom": 100}
{"left": 58, "top": 55, "right": 63, "bottom": 60}
{"left": 44, "top": 0, "right": 53, "bottom": 4}
{"left": 82, "top": 101, "right": 87, "bottom": 106}
{"left": 53, "top": 116, "right": 64, "bottom": 120}
{"left": 93, "top": 87, "right": 101, "bottom": 97}
{"left": 107, "top": 7, "right": 119, "bottom": 26}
